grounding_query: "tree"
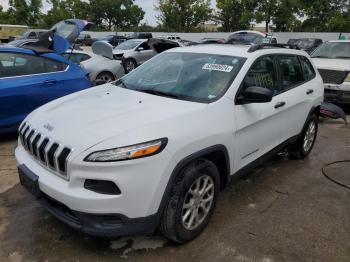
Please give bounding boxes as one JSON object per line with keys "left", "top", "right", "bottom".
{"left": 300, "top": 0, "right": 348, "bottom": 31}
{"left": 156, "top": 0, "right": 212, "bottom": 32}
{"left": 42, "top": 0, "right": 89, "bottom": 28}
{"left": 273, "top": 0, "right": 302, "bottom": 32}
{"left": 215, "top": 0, "right": 256, "bottom": 32}
{"left": 89, "top": 0, "right": 144, "bottom": 31}
{"left": 254, "top": 0, "right": 278, "bottom": 32}
{"left": 6, "top": 0, "right": 31, "bottom": 25}
{"left": 28, "top": 0, "right": 43, "bottom": 27}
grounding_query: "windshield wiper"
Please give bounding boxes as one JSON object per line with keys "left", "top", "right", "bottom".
{"left": 311, "top": 55, "right": 330, "bottom": 58}
{"left": 136, "top": 88, "right": 182, "bottom": 99}
{"left": 115, "top": 79, "right": 129, "bottom": 89}
{"left": 334, "top": 56, "right": 350, "bottom": 59}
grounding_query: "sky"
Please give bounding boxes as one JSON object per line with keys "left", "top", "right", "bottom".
{"left": 0, "top": 0, "right": 217, "bottom": 26}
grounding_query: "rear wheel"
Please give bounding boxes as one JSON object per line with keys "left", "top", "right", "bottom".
{"left": 160, "top": 158, "right": 220, "bottom": 243}
{"left": 289, "top": 114, "right": 318, "bottom": 159}
{"left": 96, "top": 72, "right": 115, "bottom": 84}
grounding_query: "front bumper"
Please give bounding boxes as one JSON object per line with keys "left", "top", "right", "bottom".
{"left": 15, "top": 144, "right": 176, "bottom": 218}
{"left": 16, "top": 162, "right": 161, "bottom": 237}
{"left": 324, "top": 88, "right": 350, "bottom": 104}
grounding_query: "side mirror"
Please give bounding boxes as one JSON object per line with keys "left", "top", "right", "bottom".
{"left": 137, "top": 47, "right": 144, "bottom": 52}
{"left": 238, "top": 86, "right": 273, "bottom": 104}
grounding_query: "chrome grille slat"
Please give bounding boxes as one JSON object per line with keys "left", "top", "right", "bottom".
{"left": 39, "top": 138, "right": 49, "bottom": 164}
{"left": 22, "top": 126, "right": 30, "bottom": 149}
{"left": 47, "top": 143, "right": 59, "bottom": 170}
{"left": 20, "top": 123, "right": 72, "bottom": 179}
{"left": 31, "top": 133, "right": 42, "bottom": 158}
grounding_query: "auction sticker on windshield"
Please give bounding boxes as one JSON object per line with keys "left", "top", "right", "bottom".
{"left": 202, "top": 63, "right": 234, "bottom": 73}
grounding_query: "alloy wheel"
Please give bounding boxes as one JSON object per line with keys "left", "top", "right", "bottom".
{"left": 181, "top": 175, "right": 215, "bottom": 231}
{"left": 303, "top": 120, "right": 316, "bottom": 152}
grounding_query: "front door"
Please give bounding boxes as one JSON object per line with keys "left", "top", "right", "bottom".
{"left": 234, "top": 55, "right": 285, "bottom": 171}
{"left": 135, "top": 42, "right": 156, "bottom": 64}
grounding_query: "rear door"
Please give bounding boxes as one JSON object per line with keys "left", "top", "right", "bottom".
{"left": 275, "top": 54, "right": 313, "bottom": 142}
{"left": 234, "top": 55, "right": 285, "bottom": 169}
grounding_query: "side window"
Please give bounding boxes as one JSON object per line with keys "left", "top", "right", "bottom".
{"left": 0, "top": 52, "right": 46, "bottom": 77}
{"left": 44, "top": 58, "right": 67, "bottom": 72}
{"left": 300, "top": 56, "right": 316, "bottom": 81}
{"left": 277, "top": 55, "right": 303, "bottom": 90}
{"left": 242, "top": 56, "right": 278, "bottom": 95}
{"left": 28, "top": 32, "right": 36, "bottom": 38}
{"left": 139, "top": 42, "right": 151, "bottom": 50}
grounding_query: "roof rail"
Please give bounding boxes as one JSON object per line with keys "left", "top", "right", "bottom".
{"left": 248, "top": 44, "right": 300, "bottom": 53}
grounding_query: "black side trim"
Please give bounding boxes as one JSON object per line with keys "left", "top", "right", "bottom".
{"left": 232, "top": 135, "right": 299, "bottom": 180}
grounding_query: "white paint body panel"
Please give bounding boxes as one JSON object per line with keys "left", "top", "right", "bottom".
{"left": 16, "top": 44, "right": 324, "bottom": 218}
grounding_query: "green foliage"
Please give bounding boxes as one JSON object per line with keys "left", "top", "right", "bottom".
{"left": 216, "top": 0, "right": 350, "bottom": 32}
{"left": 1, "top": 0, "right": 350, "bottom": 32}
{"left": 215, "top": 0, "right": 255, "bottom": 32}
{"left": 88, "top": 0, "right": 145, "bottom": 30}
{"left": 156, "top": 0, "right": 212, "bottom": 32}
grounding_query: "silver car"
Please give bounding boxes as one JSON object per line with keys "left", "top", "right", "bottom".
{"left": 113, "top": 39, "right": 157, "bottom": 73}
{"left": 63, "top": 42, "right": 125, "bottom": 84}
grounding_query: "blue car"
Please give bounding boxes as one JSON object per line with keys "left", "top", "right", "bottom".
{"left": 0, "top": 19, "right": 92, "bottom": 134}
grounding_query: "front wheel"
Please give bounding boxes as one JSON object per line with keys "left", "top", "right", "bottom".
{"left": 160, "top": 159, "right": 220, "bottom": 243}
{"left": 289, "top": 114, "right": 318, "bottom": 159}
{"left": 123, "top": 58, "right": 137, "bottom": 73}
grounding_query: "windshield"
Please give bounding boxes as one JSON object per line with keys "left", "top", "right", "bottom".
{"left": 296, "top": 39, "right": 315, "bottom": 49}
{"left": 115, "top": 52, "right": 245, "bottom": 103}
{"left": 229, "top": 33, "right": 263, "bottom": 44}
{"left": 21, "top": 32, "right": 30, "bottom": 38}
{"left": 312, "top": 42, "right": 350, "bottom": 59}
{"left": 115, "top": 40, "right": 141, "bottom": 50}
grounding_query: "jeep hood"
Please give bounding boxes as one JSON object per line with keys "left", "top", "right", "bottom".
{"left": 26, "top": 84, "right": 205, "bottom": 152}
{"left": 24, "top": 19, "right": 93, "bottom": 54}
{"left": 312, "top": 58, "right": 350, "bottom": 71}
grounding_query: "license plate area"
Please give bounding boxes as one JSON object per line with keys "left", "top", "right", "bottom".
{"left": 18, "top": 165, "right": 40, "bottom": 198}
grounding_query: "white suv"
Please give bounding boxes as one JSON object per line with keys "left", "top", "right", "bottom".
{"left": 16, "top": 44, "right": 323, "bottom": 243}
{"left": 311, "top": 40, "right": 350, "bottom": 104}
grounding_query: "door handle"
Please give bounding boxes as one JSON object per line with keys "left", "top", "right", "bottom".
{"left": 306, "top": 89, "right": 314, "bottom": 95}
{"left": 274, "top": 101, "right": 286, "bottom": 109}
{"left": 44, "top": 80, "right": 57, "bottom": 85}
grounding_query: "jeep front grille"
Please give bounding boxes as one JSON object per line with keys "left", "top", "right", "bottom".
{"left": 318, "top": 69, "right": 348, "bottom": 85}
{"left": 19, "top": 122, "right": 72, "bottom": 179}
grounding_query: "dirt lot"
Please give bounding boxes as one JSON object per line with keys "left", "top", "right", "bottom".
{"left": 0, "top": 118, "right": 349, "bottom": 262}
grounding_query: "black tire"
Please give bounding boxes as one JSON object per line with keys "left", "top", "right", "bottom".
{"left": 95, "top": 72, "right": 115, "bottom": 84}
{"left": 123, "top": 58, "right": 137, "bottom": 73}
{"left": 289, "top": 114, "right": 318, "bottom": 159}
{"left": 160, "top": 158, "right": 220, "bottom": 243}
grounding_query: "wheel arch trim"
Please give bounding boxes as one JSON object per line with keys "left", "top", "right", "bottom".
{"left": 155, "top": 144, "right": 230, "bottom": 222}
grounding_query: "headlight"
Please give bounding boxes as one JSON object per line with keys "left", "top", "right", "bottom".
{"left": 345, "top": 73, "right": 350, "bottom": 82}
{"left": 84, "top": 138, "right": 168, "bottom": 162}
